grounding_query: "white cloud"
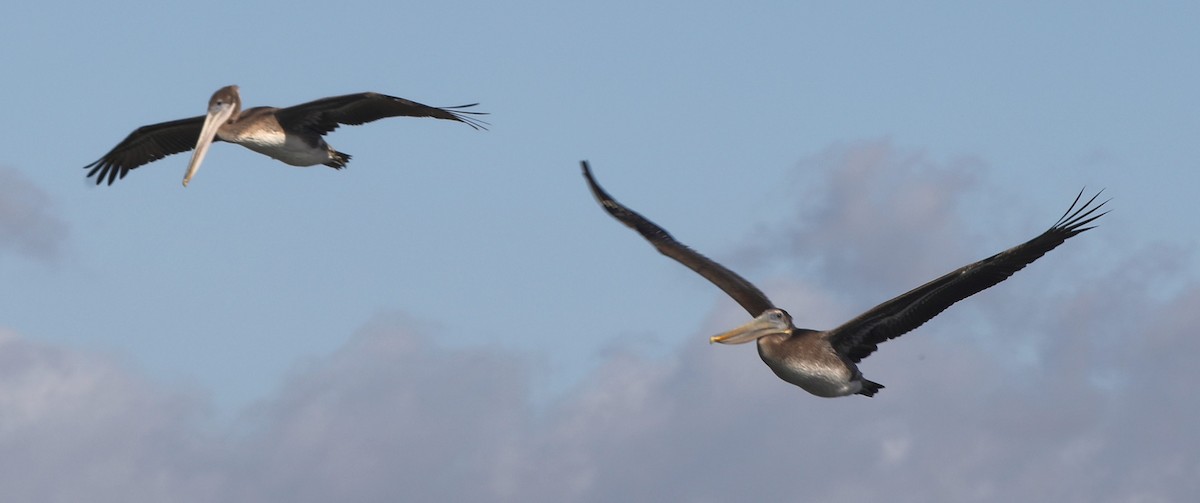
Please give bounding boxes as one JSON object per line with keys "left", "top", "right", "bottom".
{"left": 226, "top": 312, "right": 533, "bottom": 502}
{"left": 0, "top": 167, "right": 68, "bottom": 262}
{"left": 0, "top": 328, "right": 220, "bottom": 503}
{"left": 772, "top": 139, "right": 984, "bottom": 296}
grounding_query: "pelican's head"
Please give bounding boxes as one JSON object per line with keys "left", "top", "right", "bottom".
{"left": 182, "top": 85, "right": 242, "bottom": 187}
{"left": 207, "top": 85, "right": 242, "bottom": 119}
{"left": 709, "top": 308, "right": 793, "bottom": 345}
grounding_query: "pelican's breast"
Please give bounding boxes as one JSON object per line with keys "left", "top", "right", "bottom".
{"left": 224, "top": 115, "right": 331, "bottom": 167}
{"left": 758, "top": 335, "right": 861, "bottom": 397}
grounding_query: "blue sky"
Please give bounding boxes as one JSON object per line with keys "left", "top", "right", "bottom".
{"left": 1, "top": 2, "right": 1198, "bottom": 501}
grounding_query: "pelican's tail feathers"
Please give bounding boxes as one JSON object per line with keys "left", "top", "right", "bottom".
{"left": 324, "top": 151, "right": 351, "bottom": 170}
{"left": 857, "top": 379, "right": 884, "bottom": 397}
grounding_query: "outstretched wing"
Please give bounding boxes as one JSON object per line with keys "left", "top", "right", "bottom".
{"left": 274, "top": 92, "right": 488, "bottom": 136}
{"left": 582, "top": 161, "right": 776, "bottom": 317}
{"left": 826, "top": 190, "right": 1108, "bottom": 363}
{"left": 83, "top": 115, "right": 208, "bottom": 185}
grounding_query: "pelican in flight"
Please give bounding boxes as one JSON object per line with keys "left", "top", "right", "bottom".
{"left": 581, "top": 161, "right": 1106, "bottom": 397}
{"left": 84, "top": 85, "right": 487, "bottom": 186}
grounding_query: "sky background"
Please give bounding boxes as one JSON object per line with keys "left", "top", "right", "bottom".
{"left": 1, "top": 1, "right": 1198, "bottom": 501}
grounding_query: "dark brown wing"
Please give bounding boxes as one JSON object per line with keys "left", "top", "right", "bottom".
{"left": 83, "top": 115, "right": 209, "bottom": 185}
{"left": 582, "top": 161, "right": 776, "bottom": 317}
{"left": 274, "top": 92, "right": 488, "bottom": 137}
{"left": 826, "top": 190, "right": 1108, "bottom": 363}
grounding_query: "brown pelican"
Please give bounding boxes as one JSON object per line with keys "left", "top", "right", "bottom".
{"left": 581, "top": 161, "right": 1106, "bottom": 397}
{"left": 84, "top": 85, "right": 487, "bottom": 186}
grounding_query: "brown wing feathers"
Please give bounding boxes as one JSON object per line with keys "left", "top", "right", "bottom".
{"left": 276, "top": 93, "right": 488, "bottom": 136}
{"left": 581, "top": 161, "right": 777, "bottom": 317}
{"left": 827, "top": 189, "right": 1107, "bottom": 362}
{"left": 83, "top": 115, "right": 208, "bottom": 185}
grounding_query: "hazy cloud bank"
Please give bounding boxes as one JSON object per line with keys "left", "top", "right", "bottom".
{"left": 2, "top": 143, "right": 1195, "bottom": 502}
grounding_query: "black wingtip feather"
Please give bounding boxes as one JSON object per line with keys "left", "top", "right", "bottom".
{"left": 581, "top": 161, "right": 600, "bottom": 195}
{"left": 581, "top": 161, "right": 611, "bottom": 206}
{"left": 581, "top": 161, "right": 637, "bottom": 226}
{"left": 439, "top": 103, "right": 490, "bottom": 130}
{"left": 1052, "top": 188, "right": 1110, "bottom": 236}
{"left": 84, "top": 161, "right": 104, "bottom": 185}
{"left": 81, "top": 159, "right": 129, "bottom": 186}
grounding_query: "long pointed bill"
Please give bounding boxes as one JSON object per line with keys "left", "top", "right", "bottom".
{"left": 182, "top": 105, "right": 233, "bottom": 187}
{"left": 709, "top": 315, "right": 789, "bottom": 345}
